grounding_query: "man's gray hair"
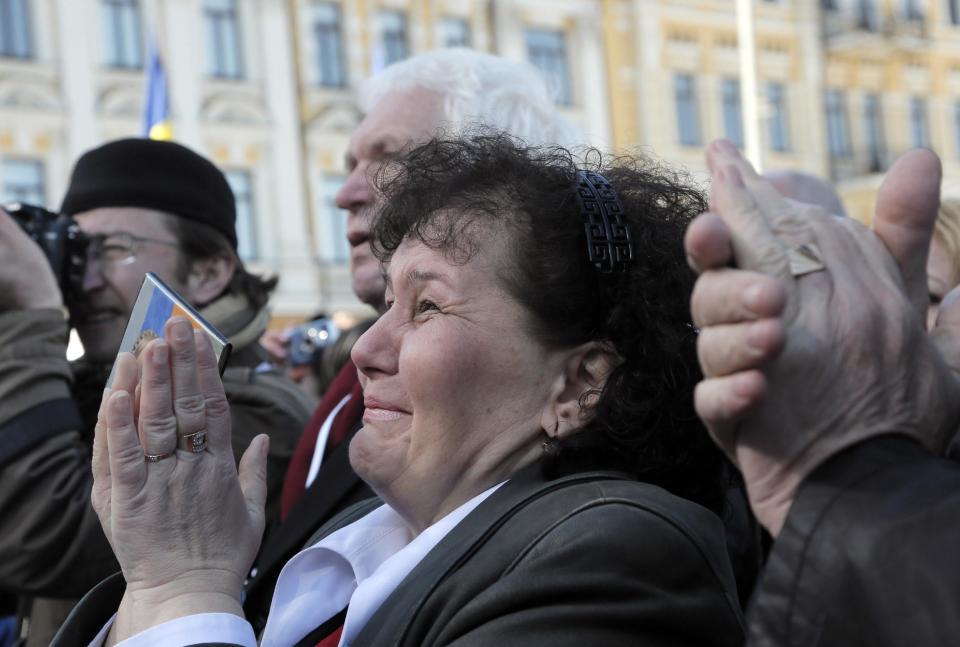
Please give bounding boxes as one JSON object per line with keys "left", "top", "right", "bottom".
{"left": 359, "top": 48, "right": 582, "bottom": 148}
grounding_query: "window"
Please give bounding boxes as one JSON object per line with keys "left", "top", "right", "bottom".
{"left": 2, "top": 159, "right": 45, "bottom": 205}
{"left": 674, "top": 74, "right": 701, "bottom": 147}
{"left": 910, "top": 97, "right": 930, "bottom": 148}
{"left": 439, "top": 16, "right": 471, "bottom": 48}
{"left": 311, "top": 2, "right": 345, "bottom": 87}
{"left": 825, "top": 89, "right": 850, "bottom": 157}
{"left": 857, "top": 0, "right": 879, "bottom": 30}
{"left": 204, "top": 0, "right": 244, "bottom": 79}
{"left": 0, "top": 0, "right": 32, "bottom": 59}
{"left": 225, "top": 170, "right": 258, "bottom": 260}
{"left": 767, "top": 82, "right": 791, "bottom": 152}
{"left": 864, "top": 93, "right": 886, "bottom": 171}
{"left": 525, "top": 29, "right": 572, "bottom": 106}
{"left": 904, "top": 0, "right": 924, "bottom": 21}
{"left": 950, "top": 0, "right": 960, "bottom": 25}
{"left": 102, "top": 0, "right": 142, "bottom": 69}
{"left": 721, "top": 78, "right": 743, "bottom": 148}
{"left": 380, "top": 10, "right": 408, "bottom": 65}
{"left": 322, "top": 175, "right": 348, "bottom": 262}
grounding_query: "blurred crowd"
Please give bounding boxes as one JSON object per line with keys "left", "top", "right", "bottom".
{"left": 0, "top": 47, "right": 957, "bottom": 647}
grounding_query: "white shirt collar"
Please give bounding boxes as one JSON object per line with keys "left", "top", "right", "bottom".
{"left": 260, "top": 481, "right": 505, "bottom": 646}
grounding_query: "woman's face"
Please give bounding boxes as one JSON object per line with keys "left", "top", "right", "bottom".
{"left": 927, "top": 237, "right": 960, "bottom": 329}
{"left": 349, "top": 234, "right": 568, "bottom": 530}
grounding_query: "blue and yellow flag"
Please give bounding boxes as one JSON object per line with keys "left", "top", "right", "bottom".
{"left": 142, "top": 40, "right": 172, "bottom": 141}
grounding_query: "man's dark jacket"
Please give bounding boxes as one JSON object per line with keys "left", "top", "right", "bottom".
{"left": 53, "top": 464, "right": 746, "bottom": 646}
{"left": 746, "top": 435, "right": 960, "bottom": 646}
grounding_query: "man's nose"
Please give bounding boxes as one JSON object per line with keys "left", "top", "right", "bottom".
{"left": 81, "top": 254, "right": 105, "bottom": 292}
{"left": 335, "top": 166, "right": 375, "bottom": 212}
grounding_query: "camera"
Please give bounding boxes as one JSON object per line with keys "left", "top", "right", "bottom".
{"left": 5, "top": 202, "right": 88, "bottom": 304}
{"left": 286, "top": 317, "right": 341, "bottom": 366}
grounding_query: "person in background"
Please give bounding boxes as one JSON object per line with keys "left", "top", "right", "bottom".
{"left": 927, "top": 199, "right": 960, "bottom": 328}
{"left": 57, "top": 134, "right": 745, "bottom": 647}
{"left": 315, "top": 317, "right": 377, "bottom": 394}
{"left": 0, "top": 139, "right": 313, "bottom": 645}
{"left": 244, "top": 48, "right": 583, "bottom": 630}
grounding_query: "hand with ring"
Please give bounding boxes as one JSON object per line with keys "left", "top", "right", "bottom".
{"left": 90, "top": 317, "right": 270, "bottom": 640}
{"left": 685, "top": 140, "right": 960, "bottom": 535}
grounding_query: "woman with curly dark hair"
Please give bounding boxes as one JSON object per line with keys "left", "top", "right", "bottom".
{"left": 58, "top": 135, "right": 745, "bottom": 647}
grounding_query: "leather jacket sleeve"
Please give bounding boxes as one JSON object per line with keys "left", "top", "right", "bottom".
{"left": 747, "top": 435, "right": 960, "bottom": 647}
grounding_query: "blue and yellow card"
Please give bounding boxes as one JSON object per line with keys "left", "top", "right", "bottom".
{"left": 106, "top": 272, "right": 232, "bottom": 386}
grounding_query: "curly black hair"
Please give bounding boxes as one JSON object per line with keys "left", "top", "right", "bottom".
{"left": 371, "top": 133, "right": 727, "bottom": 513}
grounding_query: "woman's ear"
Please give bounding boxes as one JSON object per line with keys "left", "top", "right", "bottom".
{"left": 540, "top": 342, "right": 621, "bottom": 441}
{"left": 185, "top": 254, "right": 236, "bottom": 307}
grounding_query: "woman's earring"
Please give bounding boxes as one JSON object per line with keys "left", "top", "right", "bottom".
{"left": 542, "top": 423, "right": 560, "bottom": 459}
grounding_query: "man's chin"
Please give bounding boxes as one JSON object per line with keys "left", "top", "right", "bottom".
{"left": 75, "top": 321, "right": 124, "bottom": 364}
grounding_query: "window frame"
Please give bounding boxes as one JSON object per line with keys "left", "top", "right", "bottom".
{"left": 674, "top": 73, "right": 702, "bottom": 147}
{"left": 225, "top": 169, "right": 258, "bottom": 261}
{"left": 312, "top": 2, "right": 346, "bottom": 88}
{"left": 0, "top": 0, "right": 33, "bottom": 59}
{"left": 204, "top": 0, "right": 246, "bottom": 80}
{"left": 525, "top": 28, "right": 573, "bottom": 107}
{"left": 721, "top": 77, "right": 744, "bottom": 149}
{"left": 825, "top": 89, "right": 851, "bottom": 158}
{"left": 102, "top": 0, "right": 143, "bottom": 69}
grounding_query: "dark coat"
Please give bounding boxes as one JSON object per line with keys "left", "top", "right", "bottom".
{"left": 53, "top": 464, "right": 746, "bottom": 646}
{"left": 746, "top": 435, "right": 960, "bottom": 646}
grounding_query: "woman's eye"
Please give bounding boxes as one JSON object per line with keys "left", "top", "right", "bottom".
{"left": 930, "top": 293, "right": 943, "bottom": 306}
{"left": 416, "top": 300, "right": 440, "bottom": 314}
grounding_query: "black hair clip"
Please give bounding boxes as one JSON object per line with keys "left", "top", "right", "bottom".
{"left": 574, "top": 170, "right": 634, "bottom": 274}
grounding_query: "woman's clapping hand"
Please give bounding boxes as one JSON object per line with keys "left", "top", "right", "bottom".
{"left": 90, "top": 317, "right": 269, "bottom": 640}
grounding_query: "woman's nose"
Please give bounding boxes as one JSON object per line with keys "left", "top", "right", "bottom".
{"left": 351, "top": 314, "right": 397, "bottom": 379}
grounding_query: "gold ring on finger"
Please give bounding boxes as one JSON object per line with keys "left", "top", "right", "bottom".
{"left": 144, "top": 451, "right": 175, "bottom": 463}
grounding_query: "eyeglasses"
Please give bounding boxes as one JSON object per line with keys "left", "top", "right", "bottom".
{"left": 85, "top": 232, "right": 179, "bottom": 268}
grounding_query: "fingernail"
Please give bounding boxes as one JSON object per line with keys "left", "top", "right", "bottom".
{"left": 746, "top": 321, "right": 770, "bottom": 349}
{"left": 731, "top": 372, "right": 760, "bottom": 398}
{"left": 743, "top": 283, "right": 765, "bottom": 310}
{"left": 153, "top": 341, "right": 169, "bottom": 366}
{"left": 112, "top": 391, "right": 130, "bottom": 410}
{"left": 171, "top": 318, "right": 191, "bottom": 342}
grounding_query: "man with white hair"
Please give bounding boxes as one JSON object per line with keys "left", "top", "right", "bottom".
{"left": 244, "top": 49, "right": 581, "bottom": 629}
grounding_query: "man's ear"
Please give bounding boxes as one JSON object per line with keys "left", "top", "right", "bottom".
{"left": 540, "top": 342, "right": 621, "bottom": 441}
{"left": 185, "top": 254, "right": 236, "bottom": 306}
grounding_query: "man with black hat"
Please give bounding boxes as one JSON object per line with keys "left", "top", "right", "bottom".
{"left": 0, "top": 138, "right": 313, "bottom": 645}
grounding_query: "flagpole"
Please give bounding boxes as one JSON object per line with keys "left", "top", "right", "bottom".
{"left": 736, "top": 0, "right": 762, "bottom": 171}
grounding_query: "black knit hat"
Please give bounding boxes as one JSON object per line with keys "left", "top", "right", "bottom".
{"left": 60, "top": 138, "right": 238, "bottom": 249}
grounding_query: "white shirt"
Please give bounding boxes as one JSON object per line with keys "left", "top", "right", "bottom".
{"left": 305, "top": 394, "right": 352, "bottom": 488}
{"left": 91, "top": 482, "right": 504, "bottom": 647}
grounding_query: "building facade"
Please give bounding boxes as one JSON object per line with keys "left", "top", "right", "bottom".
{"left": 0, "top": 0, "right": 956, "bottom": 320}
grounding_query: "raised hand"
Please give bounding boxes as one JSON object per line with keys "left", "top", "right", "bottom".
{"left": 91, "top": 317, "right": 269, "bottom": 640}
{"left": 687, "top": 140, "right": 960, "bottom": 535}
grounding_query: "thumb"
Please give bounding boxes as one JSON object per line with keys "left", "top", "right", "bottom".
{"left": 872, "top": 148, "right": 942, "bottom": 319}
{"left": 238, "top": 434, "right": 270, "bottom": 527}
